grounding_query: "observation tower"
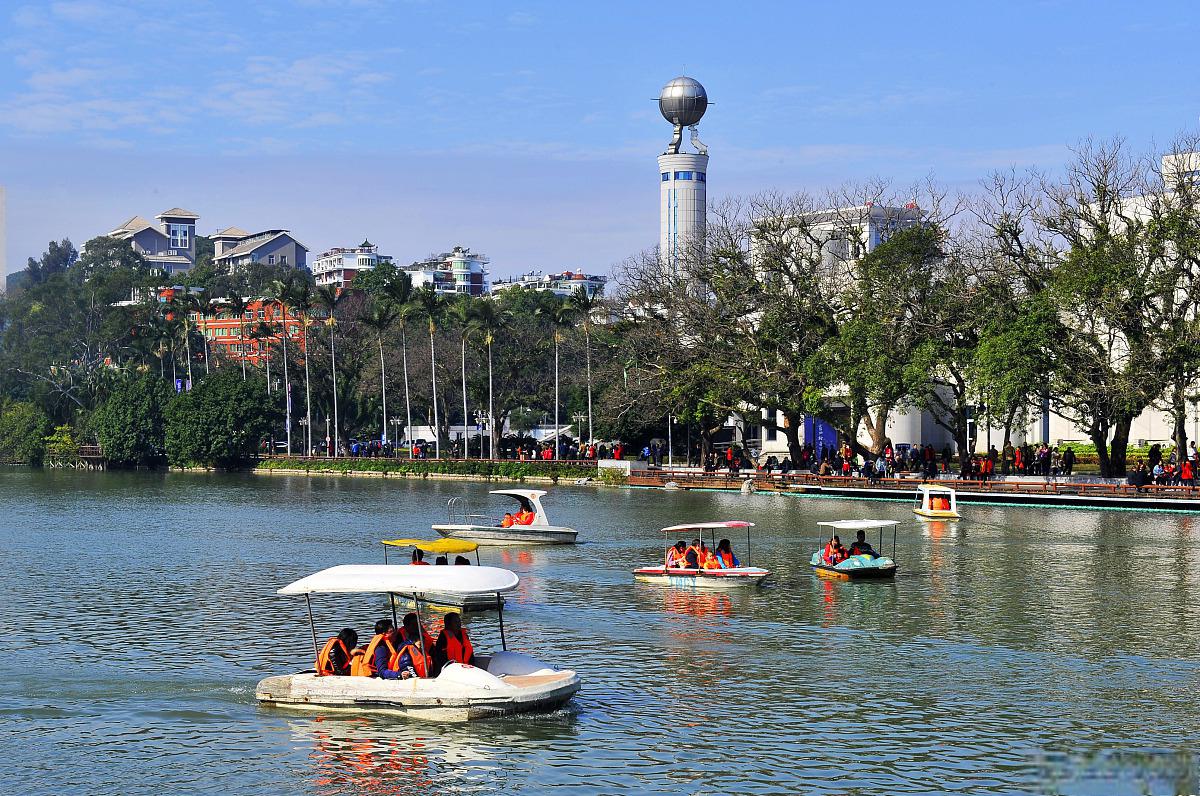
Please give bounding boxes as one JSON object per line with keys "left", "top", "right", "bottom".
{"left": 657, "top": 76, "right": 709, "bottom": 270}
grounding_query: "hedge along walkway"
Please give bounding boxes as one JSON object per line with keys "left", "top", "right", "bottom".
{"left": 252, "top": 457, "right": 598, "bottom": 484}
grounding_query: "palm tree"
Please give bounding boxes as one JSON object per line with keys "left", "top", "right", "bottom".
{"left": 195, "top": 290, "right": 222, "bottom": 376}
{"left": 171, "top": 292, "right": 198, "bottom": 389}
{"left": 538, "top": 299, "right": 577, "bottom": 460}
{"left": 382, "top": 272, "right": 416, "bottom": 457}
{"left": 570, "top": 286, "right": 602, "bottom": 448}
{"left": 417, "top": 286, "right": 443, "bottom": 458}
{"left": 225, "top": 293, "right": 249, "bottom": 380}
{"left": 470, "top": 300, "right": 511, "bottom": 459}
{"left": 268, "top": 277, "right": 295, "bottom": 456}
{"left": 360, "top": 301, "right": 398, "bottom": 449}
{"left": 288, "top": 281, "right": 315, "bottom": 456}
{"left": 314, "top": 284, "right": 344, "bottom": 456}
{"left": 446, "top": 297, "right": 475, "bottom": 458}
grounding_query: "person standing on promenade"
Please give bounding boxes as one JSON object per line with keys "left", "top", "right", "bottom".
{"left": 1062, "top": 446, "right": 1075, "bottom": 477}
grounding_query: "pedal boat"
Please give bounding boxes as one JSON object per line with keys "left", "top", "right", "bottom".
{"left": 433, "top": 489, "right": 578, "bottom": 546}
{"left": 810, "top": 519, "right": 900, "bottom": 580}
{"left": 381, "top": 538, "right": 501, "bottom": 612}
{"left": 913, "top": 483, "right": 960, "bottom": 520}
{"left": 255, "top": 565, "right": 581, "bottom": 722}
{"left": 632, "top": 521, "right": 770, "bottom": 589}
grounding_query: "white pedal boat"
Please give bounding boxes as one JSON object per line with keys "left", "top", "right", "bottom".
{"left": 913, "top": 483, "right": 961, "bottom": 520}
{"left": 432, "top": 489, "right": 578, "bottom": 545}
{"left": 255, "top": 565, "right": 580, "bottom": 722}
{"left": 632, "top": 521, "right": 770, "bottom": 589}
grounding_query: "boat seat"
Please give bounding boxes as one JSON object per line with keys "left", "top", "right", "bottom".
{"left": 499, "top": 671, "right": 573, "bottom": 688}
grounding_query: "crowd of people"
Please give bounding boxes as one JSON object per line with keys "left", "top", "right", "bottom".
{"left": 314, "top": 610, "right": 476, "bottom": 681}
{"left": 663, "top": 538, "right": 741, "bottom": 570}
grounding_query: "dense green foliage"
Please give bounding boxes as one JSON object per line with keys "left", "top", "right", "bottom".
{"left": 257, "top": 456, "right": 594, "bottom": 481}
{"left": 165, "top": 371, "right": 280, "bottom": 467}
{"left": 92, "top": 373, "right": 172, "bottom": 467}
{"left": 0, "top": 401, "right": 51, "bottom": 464}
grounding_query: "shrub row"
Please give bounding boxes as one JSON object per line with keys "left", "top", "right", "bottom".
{"left": 257, "top": 457, "right": 597, "bottom": 482}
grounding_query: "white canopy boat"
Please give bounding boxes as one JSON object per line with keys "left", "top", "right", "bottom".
{"left": 632, "top": 521, "right": 771, "bottom": 589}
{"left": 381, "top": 538, "right": 501, "bottom": 612}
{"left": 810, "top": 519, "right": 900, "bottom": 580}
{"left": 913, "top": 483, "right": 961, "bottom": 519}
{"left": 255, "top": 565, "right": 581, "bottom": 722}
{"left": 432, "top": 489, "right": 578, "bottom": 545}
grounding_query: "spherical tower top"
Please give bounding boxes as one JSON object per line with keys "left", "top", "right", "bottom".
{"left": 658, "top": 76, "right": 708, "bottom": 127}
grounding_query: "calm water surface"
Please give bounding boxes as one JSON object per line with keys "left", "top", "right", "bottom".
{"left": 1, "top": 470, "right": 1198, "bottom": 795}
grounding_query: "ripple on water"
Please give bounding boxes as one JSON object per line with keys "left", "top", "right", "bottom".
{"left": 0, "top": 470, "right": 1198, "bottom": 794}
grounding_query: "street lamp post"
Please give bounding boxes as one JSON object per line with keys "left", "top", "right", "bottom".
{"left": 667, "top": 414, "right": 674, "bottom": 470}
{"left": 572, "top": 414, "right": 585, "bottom": 458}
{"left": 297, "top": 417, "right": 308, "bottom": 457}
{"left": 390, "top": 417, "right": 404, "bottom": 457}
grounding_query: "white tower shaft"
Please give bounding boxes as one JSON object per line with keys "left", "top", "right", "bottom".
{"left": 658, "top": 152, "right": 708, "bottom": 270}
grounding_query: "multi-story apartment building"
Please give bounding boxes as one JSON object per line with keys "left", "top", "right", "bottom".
{"left": 490, "top": 270, "right": 607, "bottom": 298}
{"left": 311, "top": 241, "right": 392, "bottom": 288}
{"left": 399, "top": 246, "right": 489, "bottom": 297}
{"left": 212, "top": 227, "right": 308, "bottom": 271}
{"left": 107, "top": 208, "right": 200, "bottom": 276}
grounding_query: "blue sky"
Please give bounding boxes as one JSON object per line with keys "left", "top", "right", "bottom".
{"left": 0, "top": 0, "right": 1196, "bottom": 279}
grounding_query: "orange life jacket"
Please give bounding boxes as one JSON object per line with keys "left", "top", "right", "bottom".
{"left": 718, "top": 550, "right": 735, "bottom": 568}
{"left": 501, "top": 515, "right": 514, "bottom": 528}
{"left": 316, "top": 637, "right": 350, "bottom": 676}
{"left": 443, "top": 628, "right": 474, "bottom": 665}
{"left": 388, "top": 639, "right": 430, "bottom": 678}
{"left": 515, "top": 510, "right": 535, "bottom": 525}
{"left": 699, "top": 549, "right": 720, "bottom": 570}
{"left": 684, "top": 545, "right": 701, "bottom": 568}
{"left": 665, "top": 547, "right": 686, "bottom": 568}
{"left": 354, "top": 633, "right": 396, "bottom": 677}
{"left": 411, "top": 560, "right": 430, "bottom": 566}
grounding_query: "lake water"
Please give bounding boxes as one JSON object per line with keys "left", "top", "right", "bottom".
{"left": 1, "top": 469, "right": 1198, "bottom": 795}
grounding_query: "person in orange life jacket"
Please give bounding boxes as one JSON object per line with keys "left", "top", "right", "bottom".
{"left": 683, "top": 539, "right": 702, "bottom": 568}
{"left": 665, "top": 540, "right": 688, "bottom": 568}
{"left": 431, "top": 611, "right": 476, "bottom": 676}
{"left": 381, "top": 612, "right": 433, "bottom": 680}
{"left": 354, "top": 619, "right": 395, "bottom": 677}
{"left": 698, "top": 542, "right": 720, "bottom": 570}
{"left": 822, "top": 536, "right": 847, "bottom": 565}
{"left": 500, "top": 512, "right": 515, "bottom": 528}
{"left": 410, "top": 549, "right": 429, "bottom": 565}
{"left": 848, "top": 530, "right": 878, "bottom": 558}
{"left": 316, "top": 628, "right": 358, "bottom": 676}
{"left": 715, "top": 538, "right": 740, "bottom": 568}
{"left": 513, "top": 507, "right": 536, "bottom": 525}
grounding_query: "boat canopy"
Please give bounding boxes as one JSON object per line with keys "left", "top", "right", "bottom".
{"left": 382, "top": 538, "right": 479, "bottom": 554}
{"left": 916, "top": 484, "right": 956, "bottom": 494}
{"left": 490, "top": 489, "right": 548, "bottom": 501}
{"left": 660, "top": 520, "right": 754, "bottom": 532}
{"left": 279, "top": 565, "right": 519, "bottom": 597}
{"left": 817, "top": 520, "right": 901, "bottom": 530}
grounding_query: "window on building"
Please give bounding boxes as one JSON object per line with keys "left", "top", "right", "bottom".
{"left": 280, "top": 255, "right": 288, "bottom": 265}
{"left": 168, "top": 224, "right": 190, "bottom": 249}
{"left": 257, "top": 310, "right": 265, "bottom": 319}
{"left": 696, "top": 172, "right": 706, "bottom": 182}
{"left": 674, "top": 171, "right": 692, "bottom": 180}
{"left": 268, "top": 254, "right": 276, "bottom": 265}
{"left": 244, "top": 311, "right": 253, "bottom": 319}
{"left": 661, "top": 172, "right": 669, "bottom": 181}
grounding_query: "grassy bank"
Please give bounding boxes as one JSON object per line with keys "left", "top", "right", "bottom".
{"left": 255, "top": 457, "right": 597, "bottom": 483}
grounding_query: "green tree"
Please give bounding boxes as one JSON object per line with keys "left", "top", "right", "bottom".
{"left": 93, "top": 372, "right": 171, "bottom": 467}
{"left": 164, "top": 370, "right": 279, "bottom": 467}
{"left": 314, "top": 285, "right": 345, "bottom": 455}
{"left": 43, "top": 424, "right": 79, "bottom": 466}
{"left": 0, "top": 401, "right": 51, "bottom": 464}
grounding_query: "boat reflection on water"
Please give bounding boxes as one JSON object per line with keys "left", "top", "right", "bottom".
{"left": 662, "top": 590, "right": 733, "bottom": 620}
{"left": 304, "top": 717, "right": 439, "bottom": 795}
{"left": 498, "top": 550, "right": 536, "bottom": 567}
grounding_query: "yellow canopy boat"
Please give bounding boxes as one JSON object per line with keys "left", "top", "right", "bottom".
{"left": 913, "top": 484, "right": 961, "bottom": 520}
{"left": 381, "top": 538, "right": 497, "bottom": 611}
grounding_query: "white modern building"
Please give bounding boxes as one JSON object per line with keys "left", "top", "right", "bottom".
{"left": 400, "top": 246, "right": 489, "bottom": 297}
{"left": 312, "top": 240, "right": 392, "bottom": 288}
{"left": 490, "top": 270, "right": 607, "bottom": 298}
{"left": 657, "top": 76, "right": 709, "bottom": 271}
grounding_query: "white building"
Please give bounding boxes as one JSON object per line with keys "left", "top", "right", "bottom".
{"left": 312, "top": 240, "right": 392, "bottom": 288}
{"left": 400, "top": 246, "right": 489, "bottom": 297}
{"left": 490, "top": 270, "right": 607, "bottom": 298}
{"left": 656, "top": 75, "right": 710, "bottom": 271}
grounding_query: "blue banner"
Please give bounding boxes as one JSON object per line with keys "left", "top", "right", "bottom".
{"left": 803, "top": 416, "right": 838, "bottom": 452}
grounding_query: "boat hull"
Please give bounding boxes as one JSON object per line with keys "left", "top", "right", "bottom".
{"left": 811, "top": 563, "right": 897, "bottom": 580}
{"left": 256, "top": 665, "right": 580, "bottom": 722}
{"left": 914, "top": 509, "right": 960, "bottom": 520}
{"left": 394, "top": 592, "right": 504, "bottom": 613}
{"left": 631, "top": 566, "right": 770, "bottom": 589}
{"left": 433, "top": 524, "right": 578, "bottom": 545}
